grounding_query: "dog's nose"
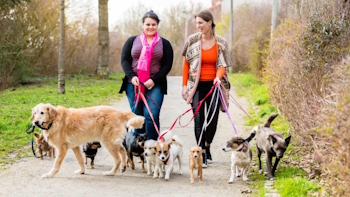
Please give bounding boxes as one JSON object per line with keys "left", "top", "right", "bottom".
{"left": 145, "top": 153, "right": 148, "bottom": 156}
{"left": 35, "top": 121, "right": 39, "bottom": 126}
{"left": 222, "top": 148, "right": 225, "bottom": 151}
{"left": 194, "top": 155, "right": 197, "bottom": 158}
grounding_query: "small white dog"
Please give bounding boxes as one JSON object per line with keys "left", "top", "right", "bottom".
{"left": 144, "top": 139, "right": 157, "bottom": 176}
{"left": 154, "top": 135, "right": 183, "bottom": 180}
{"left": 222, "top": 131, "right": 255, "bottom": 183}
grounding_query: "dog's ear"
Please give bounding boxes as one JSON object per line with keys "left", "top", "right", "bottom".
{"left": 237, "top": 138, "right": 244, "bottom": 144}
{"left": 269, "top": 135, "right": 277, "bottom": 145}
{"left": 30, "top": 107, "right": 35, "bottom": 121}
{"left": 34, "top": 133, "right": 40, "bottom": 139}
{"left": 167, "top": 143, "right": 171, "bottom": 148}
{"left": 46, "top": 104, "right": 57, "bottom": 120}
{"left": 284, "top": 136, "right": 291, "bottom": 146}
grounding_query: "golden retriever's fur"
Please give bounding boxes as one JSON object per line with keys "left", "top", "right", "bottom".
{"left": 30, "top": 103, "right": 144, "bottom": 178}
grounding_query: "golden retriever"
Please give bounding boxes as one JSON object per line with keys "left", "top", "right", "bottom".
{"left": 30, "top": 103, "right": 144, "bottom": 178}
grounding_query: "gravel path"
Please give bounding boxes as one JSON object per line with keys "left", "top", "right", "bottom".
{"left": 0, "top": 76, "right": 253, "bottom": 197}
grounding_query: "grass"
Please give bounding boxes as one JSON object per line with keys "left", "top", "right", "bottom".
{"left": 274, "top": 166, "right": 321, "bottom": 197}
{"left": 228, "top": 73, "right": 322, "bottom": 197}
{"left": 0, "top": 73, "right": 125, "bottom": 169}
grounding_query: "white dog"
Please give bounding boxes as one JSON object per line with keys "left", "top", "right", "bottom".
{"left": 144, "top": 139, "right": 157, "bottom": 176}
{"left": 155, "top": 135, "right": 183, "bottom": 180}
{"left": 222, "top": 131, "right": 255, "bottom": 183}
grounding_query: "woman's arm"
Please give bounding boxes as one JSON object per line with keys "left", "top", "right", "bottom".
{"left": 121, "top": 36, "right": 137, "bottom": 79}
{"left": 151, "top": 38, "right": 174, "bottom": 83}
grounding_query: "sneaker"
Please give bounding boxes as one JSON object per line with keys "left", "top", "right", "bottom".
{"left": 206, "top": 146, "right": 213, "bottom": 164}
{"left": 202, "top": 153, "right": 208, "bottom": 168}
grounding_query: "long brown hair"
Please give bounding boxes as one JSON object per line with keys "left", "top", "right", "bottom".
{"left": 195, "top": 10, "right": 216, "bottom": 35}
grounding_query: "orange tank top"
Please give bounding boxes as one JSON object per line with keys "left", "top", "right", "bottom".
{"left": 182, "top": 43, "right": 225, "bottom": 86}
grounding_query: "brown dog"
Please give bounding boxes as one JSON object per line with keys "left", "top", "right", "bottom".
{"left": 189, "top": 146, "right": 203, "bottom": 184}
{"left": 83, "top": 141, "right": 102, "bottom": 169}
{"left": 30, "top": 103, "right": 144, "bottom": 178}
{"left": 34, "top": 133, "right": 55, "bottom": 159}
{"left": 253, "top": 113, "right": 291, "bottom": 180}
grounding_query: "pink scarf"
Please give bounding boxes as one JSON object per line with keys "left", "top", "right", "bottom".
{"left": 137, "top": 31, "right": 160, "bottom": 95}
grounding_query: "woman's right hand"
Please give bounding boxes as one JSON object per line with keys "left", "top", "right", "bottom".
{"left": 182, "top": 86, "right": 188, "bottom": 101}
{"left": 131, "top": 76, "right": 139, "bottom": 86}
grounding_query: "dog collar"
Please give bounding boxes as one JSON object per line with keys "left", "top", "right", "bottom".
{"left": 162, "top": 155, "right": 170, "bottom": 165}
{"left": 238, "top": 142, "right": 249, "bottom": 152}
{"left": 37, "top": 122, "right": 53, "bottom": 131}
{"left": 237, "top": 145, "right": 245, "bottom": 152}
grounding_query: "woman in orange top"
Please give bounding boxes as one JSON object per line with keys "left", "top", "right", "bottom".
{"left": 182, "top": 10, "right": 232, "bottom": 167}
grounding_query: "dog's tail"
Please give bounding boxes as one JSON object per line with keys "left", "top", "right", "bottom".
{"left": 171, "top": 135, "right": 183, "bottom": 147}
{"left": 123, "top": 111, "right": 145, "bottom": 129}
{"left": 245, "top": 128, "right": 256, "bottom": 143}
{"left": 263, "top": 113, "right": 279, "bottom": 128}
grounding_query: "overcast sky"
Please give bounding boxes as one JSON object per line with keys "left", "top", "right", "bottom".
{"left": 97, "top": 0, "right": 211, "bottom": 28}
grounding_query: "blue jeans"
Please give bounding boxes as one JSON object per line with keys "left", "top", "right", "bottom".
{"left": 125, "top": 82, "right": 164, "bottom": 140}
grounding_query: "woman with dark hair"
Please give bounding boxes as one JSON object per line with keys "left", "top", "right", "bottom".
{"left": 119, "top": 10, "right": 174, "bottom": 140}
{"left": 181, "top": 10, "right": 232, "bottom": 167}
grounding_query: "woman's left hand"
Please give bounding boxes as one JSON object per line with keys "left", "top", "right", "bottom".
{"left": 144, "top": 79, "right": 155, "bottom": 90}
{"left": 213, "top": 77, "right": 221, "bottom": 86}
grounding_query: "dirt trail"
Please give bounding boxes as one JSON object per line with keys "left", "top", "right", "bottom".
{"left": 0, "top": 76, "right": 253, "bottom": 197}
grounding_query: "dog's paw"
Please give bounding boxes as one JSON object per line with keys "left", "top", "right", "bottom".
{"left": 243, "top": 176, "right": 249, "bottom": 181}
{"left": 228, "top": 178, "right": 234, "bottom": 184}
{"left": 103, "top": 171, "right": 115, "bottom": 176}
{"left": 178, "top": 171, "right": 182, "bottom": 175}
{"left": 258, "top": 169, "right": 263, "bottom": 174}
{"left": 120, "top": 165, "right": 126, "bottom": 173}
{"left": 269, "top": 177, "right": 274, "bottom": 181}
{"left": 41, "top": 173, "right": 54, "bottom": 178}
{"left": 75, "top": 169, "right": 85, "bottom": 175}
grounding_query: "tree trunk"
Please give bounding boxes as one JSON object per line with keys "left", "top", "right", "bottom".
{"left": 58, "top": 0, "right": 65, "bottom": 94}
{"left": 96, "top": 0, "right": 109, "bottom": 77}
{"left": 270, "top": 0, "right": 279, "bottom": 42}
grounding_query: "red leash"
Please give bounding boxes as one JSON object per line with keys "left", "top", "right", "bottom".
{"left": 134, "top": 85, "right": 160, "bottom": 137}
{"left": 134, "top": 83, "right": 216, "bottom": 142}
{"left": 165, "top": 83, "right": 217, "bottom": 131}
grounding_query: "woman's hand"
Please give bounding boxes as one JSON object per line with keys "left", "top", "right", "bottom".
{"left": 131, "top": 76, "right": 139, "bottom": 86}
{"left": 144, "top": 79, "right": 155, "bottom": 90}
{"left": 182, "top": 86, "right": 188, "bottom": 101}
{"left": 213, "top": 77, "right": 221, "bottom": 86}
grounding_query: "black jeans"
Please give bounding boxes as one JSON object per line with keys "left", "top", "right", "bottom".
{"left": 191, "top": 81, "right": 220, "bottom": 149}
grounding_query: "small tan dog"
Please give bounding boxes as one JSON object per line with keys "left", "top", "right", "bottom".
{"left": 189, "top": 146, "right": 203, "bottom": 184}
{"left": 34, "top": 133, "right": 55, "bottom": 160}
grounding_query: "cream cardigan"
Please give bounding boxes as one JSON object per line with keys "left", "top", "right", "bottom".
{"left": 182, "top": 32, "right": 232, "bottom": 103}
